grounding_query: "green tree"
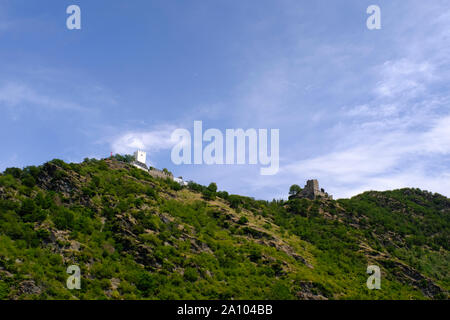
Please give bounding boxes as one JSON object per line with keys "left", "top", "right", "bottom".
{"left": 202, "top": 189, "right": 215, "bottom": 201}
{"left": 289, "top": 184, "right": 302, "bottom": 197}
{"left": 207, "top": 183, "right": 218, "bottom": 193}
{"left": 4, "top": 167, "right": 22, "bottom": 179}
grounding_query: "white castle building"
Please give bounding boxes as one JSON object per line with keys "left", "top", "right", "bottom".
{"left": 132, "top": 150, "right": 148, "bottom": 170}
{"left": 134, "top": 150, "right": 147, "bottom": 164}
{"left": 132, "top": 150, "right": 188, "bottom": 186}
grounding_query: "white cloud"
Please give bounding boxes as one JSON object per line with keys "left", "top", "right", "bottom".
{"left": 374, "top": 59, "right": 435, "bottom": 99}
{"left": 345, "top": 103, "right": 400, "bottom": 118}
{"left": 422, "top": 116, "right": 450, "bottom": 154}
{"left": 111, "top": 125, "right": 178, "bottom": 155}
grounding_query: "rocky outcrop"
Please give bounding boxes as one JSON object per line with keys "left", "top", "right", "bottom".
{"left": 36, "top": 163, "right": 78, "bottom": 196}
{"left": 17, "top": 280, "right": 41, "bottom": 296}
{"left": 379, "top": 259, "right": 445, "bottom": 298}
{"left": 296, "top": 281, "right": 329, "bottom": 300}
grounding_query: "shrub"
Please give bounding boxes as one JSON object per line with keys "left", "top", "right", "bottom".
{"left": 18, "top": 199, "right": 37, "bottom": 218}
{"left": 53, "top": 208, "right": 75, "bottom": 230}
{"left": 0, "top": 175, "right": 17, "bottom": 188}
{"left": 228, "top": 195, "right": 241, "bottom": 209}
{"left": 202, "top": 189, "right": 215, "bottom": 201}
{"left": 217, "top": 191, "right": 229, "bottom": 200}
{"left": 238, "top": 216, "right": 248, "bottom": 225}
{"left": 3, "top": 167, "right": 22, "bottom": 179}
{"left": 136, "top": 272, "right": 157, "bottom": 295}
{"left": 183, "top": 267, "right": 198, "bottom": 282}
{"left": 270, "top": 282, "right": 292, "bottom": 300}
{"left": 0, "top": 281, "right": 10, "bottom": 299}
{"left": 21, "top": 175, "right": 36, "bottom": 188}
{"left": 207, "top": 183, "right": 217, "bottom": 193}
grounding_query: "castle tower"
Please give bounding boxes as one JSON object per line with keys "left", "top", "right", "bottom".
{"left": 306, "top": 179, "right": 320, "bottom": 194}
{"left": 292, "top": 179, "right": 332, "bottom": 200}
{"left": 134, "top": 150, "right": 147, "bottom": 165}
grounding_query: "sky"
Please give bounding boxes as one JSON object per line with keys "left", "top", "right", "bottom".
{"left": 1, "top": 0, "right": 450, "bottom": 200}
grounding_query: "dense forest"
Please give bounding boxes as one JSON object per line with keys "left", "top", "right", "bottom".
{"left": 0, "top": 157, "right": 448, "bottom": 299}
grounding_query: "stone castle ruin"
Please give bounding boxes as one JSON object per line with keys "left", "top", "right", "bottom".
{"left": 292, "top": 179, "right": 332, "bottom": 200}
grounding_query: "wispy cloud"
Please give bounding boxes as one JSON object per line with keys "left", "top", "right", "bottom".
{"left": 283, "top": 114, "right": 450, "bottom": 193}
{"left": 374, "top": 59, "right": 435, "bottom": 99}
{"left": 0, "top": 82, "right": 89, "bottom": 113}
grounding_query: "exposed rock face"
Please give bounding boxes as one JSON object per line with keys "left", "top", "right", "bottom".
{"left": 379, "top": 259, "right": 445, "bottom": 298}
{"left": 296, "top": 281, "right": 329, "bottom": 300}
{"left": 18, "top": 280, "right": 41, "bottom": 296}
{"left": 293, "top": 179, "right": 332, "bottom": 200}
{"left": 36, "top": 163, "right": 77, "bottom": 196}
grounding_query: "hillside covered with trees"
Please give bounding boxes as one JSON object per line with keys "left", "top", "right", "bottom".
{"left": 0, "top": 157, "right": 448, "bottom": 299}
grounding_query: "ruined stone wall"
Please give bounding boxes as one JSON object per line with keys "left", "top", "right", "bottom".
{"left": 306, "top": 180, "right": 320, "bottom": 194}
{"left": 148, "top": 168, "right": 173, "bottom": 180}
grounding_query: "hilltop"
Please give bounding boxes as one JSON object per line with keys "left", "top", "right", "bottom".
{"left": 0, "top": 157, "right": 448, "bottom": 299}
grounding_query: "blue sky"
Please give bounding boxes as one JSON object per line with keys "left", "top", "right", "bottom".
{"left": 1, "top": 0, "right": 450, "bottom": 200}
